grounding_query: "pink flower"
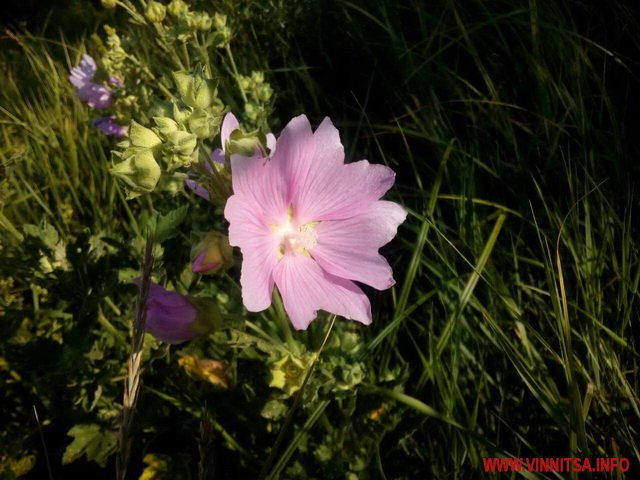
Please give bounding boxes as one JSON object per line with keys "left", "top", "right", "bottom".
{"left": 224, "top": 115, "right": 406, "bottom": 330}
{"left": 69, "top": 54, "right": 115, "bottom": 109}
{"left": 137, "top": 281, "right": 219, "bottom": 344}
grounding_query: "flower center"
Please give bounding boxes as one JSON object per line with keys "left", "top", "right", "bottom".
{"left": 270, "top": 208, "right": 318, "bottom": 259}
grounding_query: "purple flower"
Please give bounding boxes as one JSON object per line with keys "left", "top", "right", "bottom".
{"left": 224, "top": 115, "right": 406, "bottom": 330}
{"left": 185, "top": 157, "right": 216, "bottom": 201}
{"left": 77, "top": 83, "right": 114, "bottom": 109}
{"left": 93, "top": 116, "right": 128, "bottom": 138}
{"left": 108, "top": 76, "right": 123, "bottom": 87}
{"left": 69, "top": 54, "right": 115, "bottom": 109}
{"left": 69, "top": 54, "right": 97, "bottom": 89}
{"left": 136, "top": 281, "right": 219, "bottom": 344}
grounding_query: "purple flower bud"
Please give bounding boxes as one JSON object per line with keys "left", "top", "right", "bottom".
{"left": 93, "top": 116, "right": 128, "bottom": 137}
{"left": 136, "top": 281, "right": 220, "bottom": 344}
{"left": 190, "top": 232, "right": 233, "bottom": 274}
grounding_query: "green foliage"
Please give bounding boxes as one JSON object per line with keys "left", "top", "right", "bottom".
{"left": 1, "top": 0, "right": 640, "bottom": 478}
{"left": 153, "top": 204, "right": 189, "bottom": 243}
{"left": 62, "top": 424, "right": 117, "bottom": 467}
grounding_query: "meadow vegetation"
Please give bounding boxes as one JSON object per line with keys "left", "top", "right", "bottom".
{"left": 1, "top": 0, "right": 639, "bottom": 478}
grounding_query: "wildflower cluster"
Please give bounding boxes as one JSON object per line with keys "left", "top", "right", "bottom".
{"left": 69, "top": 54, "right": 127, "bottom": 137}
{"left": 61, "top": 1, "right": 406, "bottom": 476}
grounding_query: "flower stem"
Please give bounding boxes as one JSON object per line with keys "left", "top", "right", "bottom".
{"left": 225, "top": 44, "right": 248, "bottom": 103}
{"left": 116, "top": 236, "right": 154, "bottom": 480}
{"left": 272, "top": 289, "right": 297, "bottom": 354}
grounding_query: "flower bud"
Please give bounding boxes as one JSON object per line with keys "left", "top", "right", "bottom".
{"left": 213, "top": 13, "right": 227, "bottom": 30}
{"left": 237, "top": 75, "right": 251, "bottom": 91}
{"left": 101, "top": 0, "right": 117, "bottom": 9}
{"left": 190, "top": 232, "right": 233, "bottom": 274}
{"left": 172, "top": 101, "right": 192, "bottom": 124}
{"left": 167, "top": 0, "right": 189, "bottom": 17}
{"left": 172, "top": 70, "right": 218, "bottom": 109}
{"left": 187, "top": 107, "right": 222, "bottom": 139}
{"left": 188, "top": 12, "right": 212, "bottom": 31}
{"left": 145, "top": 0, "right": 166, "bottom": 23}
{"left": 250, "top": 71, "right": 264, "bottom": 85}
{"left": 153, "top": 116, "right": 179, "bottom": 137}
{"left": 226, "top": 128, "right": 266, "bottom": 157}
{"left": 334, "top": 359, "right": 365, "bottom": 390}
{"left": 256, "top": 83, "right": 273, "bottom": 103}
{"left": 165, "top": 130, "right": 197, "bottom": 157}
{"left": 244, "top": 102, "right": 258, "bottom": 123}
{"left": 110, "top": 149, "right": 161, "bottom": 194}
{"left": 137, "top": 281, "right": 221, "bottom": 344}
{"left": 129, "top": 120, "right": 162, "bottom": 149}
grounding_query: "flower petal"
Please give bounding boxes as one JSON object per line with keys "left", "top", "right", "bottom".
{"left": 273, "top": 254, "right": 371, "bottom": 330}
{"left": 311, "top": 116, "right": 346, "bottom": 169}
{"left": 211, "top": 148, "right": 225, "bottom": 164}
{"left": 230, "top": 154, "right": 289, "bottom": 224}
{"left": 221, "top": 112, "right": 240, "bottom": 151}
{"left": 266, "top": 133, "right": 277, "bottom": 156}
{"left": 311, "top": 201, "right": 406, "bottom": 289}
{"left": 77, "top": 83, "right": 114, "bottom": 109}
{"left": 224, "top": 195, "right": 279, "bottom": 311}
{"left": 93, "top": 116, "right": 127, "bottom": 137}
{"left": 294, "top": 158, "right": 396, "bottom": 223}
{"left": 69, "top": 54, "right": 96, "bottom": 88}
{"left": 141, "top": 282, "right": 200, "bottom": 344}
{"left": 270, "top": 114, "right": 314, "bottom": 200}
{"left": 185, "top": 179, "right": 210, "bottom": 200}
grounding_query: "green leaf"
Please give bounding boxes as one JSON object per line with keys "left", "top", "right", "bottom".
{"left": 154, "top": 205, "right": 189, "bottom": 243}
{"left": 62, "top": 424, "right": 117, "bottom": 467}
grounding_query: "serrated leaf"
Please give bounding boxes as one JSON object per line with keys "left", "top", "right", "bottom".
{"left": 62, "top": 424, "right": 117, "bottom": 467}
{"left": 154, "top": 205, "right": 189, "bottom": 243}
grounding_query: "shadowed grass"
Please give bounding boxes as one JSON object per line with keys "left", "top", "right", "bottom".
{"left": 1, "top": 0, "right": 639, "bottom": 478}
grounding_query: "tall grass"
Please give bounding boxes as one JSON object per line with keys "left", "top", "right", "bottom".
{"left": 1, "top": 0, "right": 639, "bottom": 478}
{"left": 263, "top": 0, "right": 640, "bottom": 476}
{"left": 0, "top": 31, "right": 139, "bottom": 242}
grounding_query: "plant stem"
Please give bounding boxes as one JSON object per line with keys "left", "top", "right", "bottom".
{"left": 225, "top": 45, "right": 248, "bottom": 103}
{"left": 116, "top": 236, "right": 154, "bottom": 480}
{"left": 272, "top": 289, "right": 297, "bottom": 354}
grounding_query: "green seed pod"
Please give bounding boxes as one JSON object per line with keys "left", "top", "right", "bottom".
{"left": 187, "top": 108, "right": 222, "bottom": 139}
{"left": 165, "top": 130, "right": 197, "bottom": 157}
{"left": 129, "top": 120, "right": 162, "bottom": 149}
{"left": 153, "top": 116, "right": 179, "bottom": 137}
{"left": 172, "top": 71, "right": 218, "bottom": 109}
{"left": 110, "top": 149, "right": 161, "bottom": 195}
